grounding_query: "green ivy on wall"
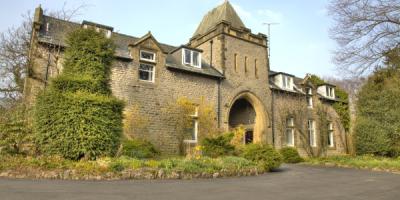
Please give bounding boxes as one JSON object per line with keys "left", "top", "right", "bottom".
{"left": 308, "top": 75, "right": 350, "bottom": 131}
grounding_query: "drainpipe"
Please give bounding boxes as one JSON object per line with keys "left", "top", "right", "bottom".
{"left": 44, "top": 51, "right": 51, "bottom": 88}
{"left": 210, "top": 40, "right": 222, "bottom": 128}
{"left": 271, "top": 90, "right": 276, "bottom": 147}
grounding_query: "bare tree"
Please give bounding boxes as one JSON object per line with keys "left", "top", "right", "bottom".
{"left": 328, "top": 0, "right": 400, "bottom": 76}
{"left": 0, "top": 3, "right": 88, "bottom": 102}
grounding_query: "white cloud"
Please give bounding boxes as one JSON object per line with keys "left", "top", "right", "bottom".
{"left": 256, "top": 9, "right": 283, "bottom": 23}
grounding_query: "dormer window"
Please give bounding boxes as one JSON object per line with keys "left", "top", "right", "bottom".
{"left": 282, "top": 75, "right": 292, "bottom": 90}
{"left": 326, "top": 86, "right": 335, "bottom": 98}
{"left": 140, "top": 50, "right": 156, "bottom": 62}
{"left": 182, "top": 49, "right": 201, "bottom": 68}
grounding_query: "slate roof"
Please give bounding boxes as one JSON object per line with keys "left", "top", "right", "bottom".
{"left": 38, "top": 15, "right": 177, "bottom": 59}
{"left": 193, "top": 1, "right": 246, "bottom": 37}
{"left": 166, "top": 55, "right": 224, "bottom": 79}
{"left": 37, "top": 15, "right": 223, "bottom": 79}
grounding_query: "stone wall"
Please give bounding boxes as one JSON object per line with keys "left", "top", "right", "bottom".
{"left": 272, "top": 89, "right": 347, "bottom": 157}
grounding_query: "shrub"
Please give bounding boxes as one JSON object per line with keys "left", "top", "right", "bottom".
{"left": 121, "top": 139, "right": 159, "bottom": 159}
{"left": 354, "top": 67, "right": 400, "bottom": 157}
{"left": 280, "top": 147, "right": 303, "bottom": 163}
{"left": 239, "top": 144, "right": 282, "bottom": 171}
{"left": 109, "top": 161, "right": 125, "bottom": 172}
{"left": 0, "top": 101, "right": 31, "bottom": 155}
{"left": 201, "top": 133, "right": 235, "bottom": 158}
{"left": 34, "top": 28, "right": 123, "bottom": 160}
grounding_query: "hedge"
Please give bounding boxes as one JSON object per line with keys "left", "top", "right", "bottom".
{"left": 34, "top": 28, "right": 123, "bottom": 160}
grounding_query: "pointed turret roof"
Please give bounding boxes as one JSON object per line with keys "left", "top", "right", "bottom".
{"left": 193, "top": 0, "right": 246, "bottom": 37}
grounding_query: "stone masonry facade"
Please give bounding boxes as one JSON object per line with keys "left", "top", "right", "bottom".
{"left": 24, "top": 1, "right": 348, "bottom": 156}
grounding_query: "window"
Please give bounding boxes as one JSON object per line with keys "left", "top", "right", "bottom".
{"left": 244, "top": 56, "right": 248, "bottom": 73}
{"left": 306, "top": 88, "right": 312, "bottom": 95}
{"left": 234, "top": 53, "right": 237, "bottom": 72}
{"left": 184, "top": 49, "right": 191, "bottom": 64}
{"left": 185, "top": 106, "right": 199, "bottom": 143}
{"left": 140, "top": 50, "right": 156, "bottom": 62}
{"left": 182, "top": 49, "right": 201, "bottom": 68}
{"left": 326, "top": 86, "right": 335, "bottom": 98}
{"left": 308, "top": 120, "right": 316, "bottom": 147}
{"left": 139, "top": 63, "right": 155, "bottom": 82}
{"left": 106, "top": 30, "right": 112, "bottom": 38}
{"left": 307, "top": 96, "right": 313, "bottom": 108}
{"left": 328, "top": 122, "right": 334, "bottom": 147}
{"left": 286, "top": 117, "right": 295, "bottom": 146}
{"left": 192, "top": 51, "right": 200, "bottom": 67}
{"left": 282, "top": 75, "right": 292, "bottom": 90}
{"left": 254, "top": 59, "right": 258, "bottom": 78}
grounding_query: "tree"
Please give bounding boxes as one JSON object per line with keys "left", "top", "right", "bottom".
{"left": 34, "top": 28, "right": 124, "bottom": 160}
{"left": 354, "top": 54, "right": 400, "bottom": 157}
{"left": 328, "top": 0, "right": 400, "bottom": 76}
{"left": 0, "top": 3, "right": 87, "bottom": 101}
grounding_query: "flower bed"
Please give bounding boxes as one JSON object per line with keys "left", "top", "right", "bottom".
{"left": 0, "top": 155, "right": 264, "bottom": 180}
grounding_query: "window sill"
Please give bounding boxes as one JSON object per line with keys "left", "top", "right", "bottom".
{"left": 140, "top": 59, "right": 157, "bottom": 64}
{"left": 184, "top": 140, "right": 198, "bottom": 144}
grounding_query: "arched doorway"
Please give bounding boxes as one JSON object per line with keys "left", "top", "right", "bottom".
{"left": 228, "top": 92, "right": 267, "bottom": 144}
{"left": 229, "top": 98, "right": 256, "bottom": 144}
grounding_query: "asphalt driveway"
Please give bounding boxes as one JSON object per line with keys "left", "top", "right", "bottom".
{"left": 0, "top": 164, "right": 399, "bottom": 200}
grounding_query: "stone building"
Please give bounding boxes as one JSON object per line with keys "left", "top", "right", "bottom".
{"left": 24, "top": 1, "right": 348, "bottom": 156}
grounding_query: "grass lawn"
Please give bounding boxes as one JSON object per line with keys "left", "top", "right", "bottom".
{"left": 305, "top": 155, "right": 400, "bottom": 173}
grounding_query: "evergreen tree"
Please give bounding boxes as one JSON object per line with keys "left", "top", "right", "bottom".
{"left": 34, "top": 28, "right": 124, "bottom": 160}
{"left": 354, "top": 49, "right": 400, "bottom": 157}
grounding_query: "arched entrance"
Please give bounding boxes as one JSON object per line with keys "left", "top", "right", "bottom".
{"left": 228, "top": 92, "right": 267, "bottom": 144}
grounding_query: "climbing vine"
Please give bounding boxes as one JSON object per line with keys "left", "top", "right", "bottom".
{"left": 309, "top": 75, "right": 350, "bottom": 131}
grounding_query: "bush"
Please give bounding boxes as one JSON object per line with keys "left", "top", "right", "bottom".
{"left": 280, "top": 147, "right": 303, "bottom": 163}
{"left": 201, "top": 133, "right": 235, "bottom": 158}
{"left": 0, "top": 102, "right": 31, "bottom": 155}
{"left": 121, "top": 139, "right": 159, "bottom": 159}
{"left": 239, "top": 144, "right": 282, "bottom": 171}
{"left": 34, "top": 28, "right": 123, "bottom": 160}
{"left": 354, "top": 67, "right": 400, "bottom": 157}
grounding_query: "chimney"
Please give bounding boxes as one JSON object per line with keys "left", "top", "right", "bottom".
{"left": 33, "top": 4, "right": 43, "bottom": 29}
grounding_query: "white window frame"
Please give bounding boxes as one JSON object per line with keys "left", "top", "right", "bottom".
{"left": 328, "top": 122, "right": 334, "bottom": 147}
{"left": 308, "top": 120, "right": 317, "bottom": 147}
{"left": 307, "top": 96, "right": 313, "bottom": 108}
{"left": 306, "top": 88, "right": 312, "bottom": 95}
{"left": 326, "top": 86, "right": 335, "bottom": 98}
{"left": 182, "top": 48, "right": 202, "bottom": 68}
{"left": 286, "top": 117, "right": 295, "bottom": 147}
{"left": 282, "top": 75, "right": 292, "bottom": 90}
{"left": 140, "top": 50, "right": 156, "bottom": 63}
{"left": 138, "top": 63, "right": 155, "bottom": 83}
{"left": 185, "top": 106, "right": 199, "bottom": 144}
{"left": 106, "top": 30, "right": 112, "bottom": 38}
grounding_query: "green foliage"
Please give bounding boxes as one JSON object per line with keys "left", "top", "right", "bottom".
{"left": 308, "top": 74, "right": 350, "bottom": 131}
{"left": 34, "top": 28, "right": 123, "bottom": 160}
{"left": 354, "top": 67, "right": 400, "bottom": 157}
{"left": 280, "top": 147, "right": 303, "bottom": 163}
{"left": 62, "top": 28, "right": 115, "bottom": 83}
{"left": 121, "top": 139, "right": 159, "bottom": 159}
{"left": 239, "top": 144, "right": 283, "bottom": 171}
{"left": 0, "top": 155, "right": 263, "bottom": 177}
{"left": 308, "top": 74, "right": 325, "bottom": 86}
{"left": 0, "top": 102, "right": 31, "bottom": 154}
{"left": 201, "top": 133, "right": 235, "bottom": 158}
{"left": 306, "top": 155, "right": 400, "bottom": 172}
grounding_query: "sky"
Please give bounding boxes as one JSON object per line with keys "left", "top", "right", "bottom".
{"left": 0, "top": 0, "right": 338, "bottom": 78}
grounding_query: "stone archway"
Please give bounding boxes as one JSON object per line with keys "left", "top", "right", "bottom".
{"left": 228, "top": 92, "right": 267, "bottom": 143}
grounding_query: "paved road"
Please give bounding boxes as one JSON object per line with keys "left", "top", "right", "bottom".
{"left": 0, "top": 164, "right": 399, "bottom": 200}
